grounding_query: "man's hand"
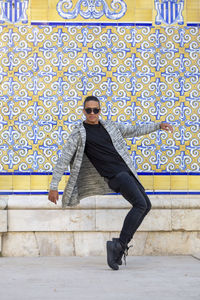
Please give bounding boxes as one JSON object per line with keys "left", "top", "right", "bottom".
{"left": 48, "top": 190, "right": 59, "bottom": 204}
{"left": 160, "top": 123, "right": 173, "bottom": 133}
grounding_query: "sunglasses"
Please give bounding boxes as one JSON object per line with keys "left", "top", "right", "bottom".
{"left": 85, "top": 108, "right": 100, "bottom": 114}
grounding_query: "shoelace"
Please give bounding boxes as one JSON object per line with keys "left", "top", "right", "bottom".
{"left": 123, "top": 245, "right": 133, "bottom": 265}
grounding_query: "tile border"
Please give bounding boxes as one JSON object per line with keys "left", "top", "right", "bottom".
{"left": 0, "top": 191, "right": 200, "bottom": 195}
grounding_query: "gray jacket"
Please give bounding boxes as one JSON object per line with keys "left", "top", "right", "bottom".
{"left": 50, "top": 120, "right": 161, "bottom": 208}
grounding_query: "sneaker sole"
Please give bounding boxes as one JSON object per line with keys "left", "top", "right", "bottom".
{"left": 106, "top": 241, "right": 119, "bottom": 271}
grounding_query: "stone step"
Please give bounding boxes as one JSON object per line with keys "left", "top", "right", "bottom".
{"left": 1, "top": 231, "right": 200, "bottom": 257}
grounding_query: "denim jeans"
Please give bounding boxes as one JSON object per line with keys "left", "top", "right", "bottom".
{"left": 108, "top": 171, "right": 152, "bottom": 245}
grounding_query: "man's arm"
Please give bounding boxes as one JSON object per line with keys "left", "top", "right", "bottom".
{"left": 116, "top": 122, "right": 173, "bottom": 138}
{"left": 48, "top": 131, "right": 78, "bottom": 204}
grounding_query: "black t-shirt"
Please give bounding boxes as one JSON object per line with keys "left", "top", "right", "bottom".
{"left": 83, "top": 121, "right": 130, "bottom": 179}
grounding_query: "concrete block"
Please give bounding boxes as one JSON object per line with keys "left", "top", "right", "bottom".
{"left": 95, "top": 209, "right": 171, "bottom": 231}
{"left": 143, "top": 232, "right": 200, "bottom": 255}
{"left": 95, "top": 209, "right": 126, "bottom": 231}
{"left": 0, "top": 210, "right": 7, "bottom": 232}
{"left": 35, "top": 232, "right": 74, "bottom": 256}
{"left": 7, "top": 195, "right": 96, "bottom": 210}
{"left": 74, "top": 231, "right": 149, "bottom": 256}
{"left": 8, "top": 195, "right": 62, "bottom": 210}
{"left": 110, "top": 232, "right": 200, "bottom": 256}
{"left": 172, "top": 209, "right": 200, "bottom": 231}
{"left": 6, "top": 194, "right": 200, "bottom": 211}
{"left": 139, "top": 210, "right": 172, "bottom": 231}
{"left": 95, "top": 195, "right": 131, "bottom": 209}
{"left": 8, "top": 210, "right": 96, "bottom": 231}
{"left": 97, "top": 194, "right": 200, "bottom": 210}
{"left": 2, "top": 231, "right": 200, "bottom": 256}
{"left": 130, "top": 232, "right": 149, "bottom": 255}
{"left": 74, "top": 232, "right": 110, "bottom": 256}
{"left": 171, "top": 196, "right": 200, "bottom": 209}
{"left": 2, "top": 232, "right": 40, "bottom": 256}
{"left": 95, "top": 195, "right": 172, "bottom": 209}
{"left": 108, "top": 231, "right": 199, "bottom": 256}
{"left": 150, "top": 195, "right": 172, "bottom": 209}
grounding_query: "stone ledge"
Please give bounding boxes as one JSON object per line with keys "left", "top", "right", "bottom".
{"left": 4, "top": 195, "right": 200, "bottom": 210}
{"left": 172, "top": 209, "right": 200, "bottom": 231}
{"left": 7, "top": 209, "right": 172, "bottom": 232}
{"left": 95, "top": 209, "right": 172, "bottom": 231}
{"left": 8, "top": 210, "right": 96, "bottom": 232}
{"left": 1, "top": 231, "right": 200, "bottom": 257}
{"left": 7, "top": 208, "right": 200, "bottom": 232}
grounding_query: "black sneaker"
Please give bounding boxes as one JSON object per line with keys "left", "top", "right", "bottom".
{"left": 112, "top": 238, "right": 133, "bottom": 266}
{"left": 106, "top": 239, "right": 124, "bottom": 270}
{"left": 112, "top": 238, "right": 123, "bottom": 265}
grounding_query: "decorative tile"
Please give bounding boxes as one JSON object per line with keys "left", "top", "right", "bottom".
{"left": 154, "top": 0, "right": 185, "bottom": 26}
{"left": 0, "top": 0, "right": 199, "bottom": 193}
{"left": 0, "top": 0, "right": 30, "bottom": 25}
{"left": 0, "top": 23, "right": 199, "bottom": 173}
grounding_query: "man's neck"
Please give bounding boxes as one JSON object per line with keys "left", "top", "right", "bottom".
{"left": 84, "top": 120, "right": 100, "bottom": 125}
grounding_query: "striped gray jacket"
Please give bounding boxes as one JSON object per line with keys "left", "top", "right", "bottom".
{"left": 50, "top": 120, "right": 161, "bottom": 208}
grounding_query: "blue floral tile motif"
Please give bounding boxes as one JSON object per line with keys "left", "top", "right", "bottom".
{"left": 57, "top": 0, "right": 127, "bottom": 20}
{"left": 0, "top": 24, "right": 199, "bottom": 173}
{"left": 155, "top": 0, "right": 184, "bottom": 25}
{"left": 0, "top": 0, "right": 29, "bottom": 24}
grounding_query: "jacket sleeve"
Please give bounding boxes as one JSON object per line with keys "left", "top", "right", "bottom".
{"left": 116, "top": 122, "right": 161, "bottom": 138}
{"left": 49, "top": 131, "right": 78, "bottom": 190}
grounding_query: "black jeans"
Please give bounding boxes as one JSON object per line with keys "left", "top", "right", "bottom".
{"left": 108, "top": 171, "right": 152, "bottom": 246}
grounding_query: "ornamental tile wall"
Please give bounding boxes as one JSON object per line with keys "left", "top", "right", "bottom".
{"left": 0, "top": 0, "right": 199, "bottom": 193}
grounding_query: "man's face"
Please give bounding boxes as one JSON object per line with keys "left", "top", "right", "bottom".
{"left": 83, "top": 100, "right": 101, "bottom": 125}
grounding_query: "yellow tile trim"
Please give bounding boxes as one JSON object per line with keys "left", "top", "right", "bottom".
{"left": 30, "top": 175, "right": 50, "bottom": 190}
{"left": 0, "top": 176, "right": 12, "bottom": 190}
{"left": 171, "top": 175, "right": 188, "bottom": 191}
{"left": 0, "top": 175, "right": 199, "bottom": 191}
{"left": 187, "top": 0, "right": 200, "bottom": 10}
{"left": 187, "top": 10, "right": 200, "bottom": 22}
{"left": 154, "top": 175, "right": 171, "bottom": 190}
{"left": 188, "top": 176, "right": 200, "bottom": 191}
{"left": 139, "top": 175, "right": 154, "bottom": 190}
{"left": 13, "top": 175, "right": 30, "bottom": 190}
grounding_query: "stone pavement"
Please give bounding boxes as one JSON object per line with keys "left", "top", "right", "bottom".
{"left": 0, "top": 256, "right": 199, "bottom": 300}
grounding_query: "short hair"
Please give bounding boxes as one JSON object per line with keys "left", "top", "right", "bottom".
{"left": 84, "top": 96, "right": 100, "bottom": 108}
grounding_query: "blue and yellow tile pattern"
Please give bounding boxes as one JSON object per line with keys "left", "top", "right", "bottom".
{"left": 0, "top": 0, "right": 199, "bottom": 193}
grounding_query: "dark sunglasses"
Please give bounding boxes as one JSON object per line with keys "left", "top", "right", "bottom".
{"left": 85, "top": 108, "right": 100, "bottom": 114}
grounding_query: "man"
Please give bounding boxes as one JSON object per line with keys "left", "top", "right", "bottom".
{"left": 48, "top": 95, "right": 173, "bottom": 270}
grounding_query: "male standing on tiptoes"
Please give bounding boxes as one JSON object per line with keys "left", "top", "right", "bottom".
{"left": 48, "top": 96, "right": 173, "bottom": 270}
